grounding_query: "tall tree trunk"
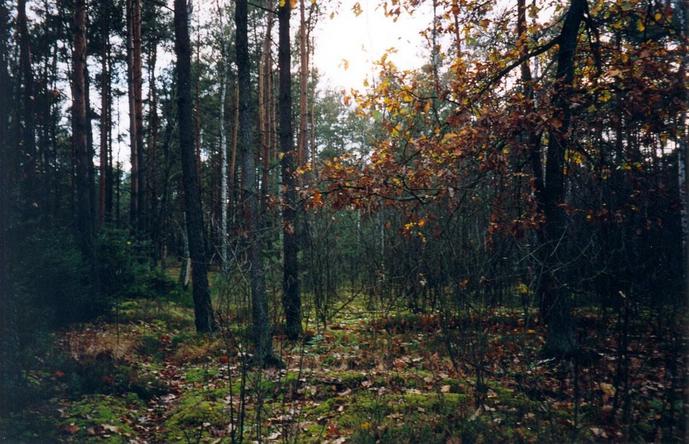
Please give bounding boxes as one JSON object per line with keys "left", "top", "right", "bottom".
{"left": 194, "top": 17, "right": 202, "bottom": 181}
{"left": 297, "top": 0, "right": 308, "bottom": 168}
{"left": 127, "top": 0, "right": 144, "bottom": 234}
{"left": 147, "top": 43, "right": 160, "bottom": 261}
{"left": 99, "top": 11, "right": 111, "bottom": 226}
{"left": 85, "top": 45, "right": 97, "bottom": 228}
{"left": 17, "top": 0, "right": 36, "bottom": 201}
{"left": 230, "top": 83, "right": 239, "bottom": 222}
{"left": 542, "top": 0, "right": 586, "bottom": 357}
{"left": 279, "top": 0, "right": 302, "bottom": 341}
{"left": 0, "top": 0, "right": 20, "bottom": 414}
{"left": 174, "top": 0, "right": 216, "bottom": 333}
{"left": 258, "top": 12, "right": 273, "bottom": 213}
{"left": 679, "top": 0, "right": 689, "bottom": 312}
{"left": 72, "top": 0, "right": 97, "bottom": 270}
{"left": 126, "top": 0, "right": 138, "bottom": 229}
{"left": 105, "top": 45, "right": 114, "bottom": 221}
{"left": 309, "top": 38, "right": 317, "bottom": 177}
{"left": 218, "top": 10, "right": 229, "bottom": 271}
{"left": 236, "top": 0, "right": 273, "bottom": 364}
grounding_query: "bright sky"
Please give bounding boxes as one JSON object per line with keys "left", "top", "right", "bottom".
{"left": 108, "top": 0, "right": 432, "bottom": 170}
{"left": 312, "top": 0, "right": 432, "bottom": 92}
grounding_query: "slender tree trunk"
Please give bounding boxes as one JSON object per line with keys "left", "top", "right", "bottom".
{"left": 0, "top": 0, "right": 20, "bottom": 414}
{"left": 194, "top": 18, "right": 202, "bottom": 180}
{"left": 174, "top": 0, "right": 216, "bottom": 333}
{"left": 99, "top": 13, "right": 111, "bottom": 226}
{"left": 679, "top": 0, "right": 689, "bottom": 313}
{"left": 126, "top": 0, "right": 139, "bottom": 229}
{"left": 236, "top": 0, "right": 274, "bottom": 364}
{"left": 219, "top": 37, "right": 229, "bottom": 271}
{"left": 133, "top": 0, "right": 145, "bottom": 234}
{"left": 72, "top": 0, "right": 97, "bottom": 269}
{"left": 105, "top": 45, "right": 114, "bottom": 220}
{"left": 259, "top": 11, "right": 273, "bottom": 213}
{"left": 85, "top": 44, "right": 97, "bottom": 228}
{"left": 309, "top": 38, "right": 317, "bottom": 177}
{"left": 126, "top": 0, "right": 144, "bottom": 233}
{"left": 17, "top": 0, "right": 36, "bottom": 199}
{"left": 147, "top": 44, "right": 160, "bottom": 261}
{"left": 542, "top": 0, "right": 586, "bottom": 357}
{"left": 279, "top": 0, "right": 302, "bottom": 341}
{"left": 298, "top": 0, "right": 308, "bottom": 168}
{"left": 230, "top": 83, "right": 239, "bottom": 222}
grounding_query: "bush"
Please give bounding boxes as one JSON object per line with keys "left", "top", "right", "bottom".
{"left": 15, "top": 227, "right": 103, "bottom": 326}
{"left": 97, "top": 228, "right": 177, "bottom": 300}
{"left": 96, "top": 228, "right": 138, "bottom": 299}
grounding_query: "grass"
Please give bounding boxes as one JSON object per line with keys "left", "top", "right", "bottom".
{"left": 0, "top": 292, "right": 684, "bottom": 442}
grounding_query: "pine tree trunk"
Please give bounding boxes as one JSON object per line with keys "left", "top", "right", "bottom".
{"left": 236, "top": 0, "right": 273, "bottom": 363}
{"left": 258, "top": 14, "right": 272, "bottom": 213}
{"left": 0, "top": 0, "right": 20, "bottom": 414}
{"left": 105, "top": 45, "right": 114, "bottom": 221}
{"left": 17, "top": 0, "right": 36, "bottom": 199}
{"left": 298, "top": 0, "right": 308, "bottom": 168}
{"left": 279, "top": 0, "right": 302, "bottom": 341}
{"left": 72, "top": 0, "right": 97, "bottom": 273}
{"left": 679, "top": 0, "right": 689, "bottom": 310}
{"left": 174, "top": 0, "right": 216, "bottom": 333}
{"left": 126, "top": 0, "right": 139, "bottom": 229}
{"left": 99, "top": 14, "right": 111, "bottom": 226}
{"left": 147, "top": 44, "right": 160, "bottom": 262}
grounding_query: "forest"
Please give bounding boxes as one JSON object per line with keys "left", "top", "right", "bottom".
{"left": 0, "top": 0, "right": 687, "bottom": 442}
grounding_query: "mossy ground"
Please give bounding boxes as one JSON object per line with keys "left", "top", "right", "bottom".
{"left": 0, "top": 289, "right": 683, "bottom": 443}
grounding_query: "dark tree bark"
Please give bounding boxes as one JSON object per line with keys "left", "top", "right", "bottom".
{"left": 99, "top": 5, "right": 112, "bottom": 226}
{"left": 541, "top": 0, "right": 587, "bottom": 357}
{"left": 236, "top": 0, "right": 273, "bottom": 364}
{"left": 127, "top": 0, "right": 145, "bottom": 233}
{"left": 0, "top": 0, "right": 10, "bottom": 294}
{"left": 85, "top": 46, "right": 97, "bottom": 228}
{"left": 17, "top": 0, "right": 36, "bottom": 199}
{"left": 105, "top": 49, "right": 113, "bottom": 222}
{"left": 174, "top": 0, "right": 216, "bottom": 333}
{"left": 279, "top": 0, "right": 302, "bottom": 341}
{"left": 258, "top": 12, "right": 273, "bottom": 214}
{"left": 147, "top": 42, "right": 160, "bottom": 262}
{"left": 72, "top": 0, "right": 97, "bottom": 271}
{"left": 297, "top": 0, "right": 307, "bottom": 167}
{"left": 0, "top": 0, "right": 20, "bottom": 415}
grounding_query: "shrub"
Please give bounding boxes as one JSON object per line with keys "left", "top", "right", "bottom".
{"left": 97, "top": 228, "right": 177, "bottom": 300}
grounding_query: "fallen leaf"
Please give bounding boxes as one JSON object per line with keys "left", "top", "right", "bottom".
{"left": 63, "top": 423, "right": 80, "bottom": 434}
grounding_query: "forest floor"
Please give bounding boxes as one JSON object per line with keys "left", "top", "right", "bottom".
{"left": 0, "top": 283, "right": 685, "bottom": 443}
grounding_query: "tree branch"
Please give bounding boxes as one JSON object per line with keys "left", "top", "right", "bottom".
{"left": 476, "top": 37, "right": 560, "bottom": 97}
